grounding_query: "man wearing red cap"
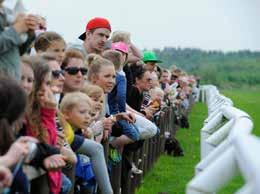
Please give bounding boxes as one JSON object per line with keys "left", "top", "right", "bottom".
{"left": 78, "top": 17, "right": 111, "bottom": 55}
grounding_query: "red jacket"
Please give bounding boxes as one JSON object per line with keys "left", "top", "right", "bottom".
{"left": 26, "top": 107, "right": 61, "bottom": 194}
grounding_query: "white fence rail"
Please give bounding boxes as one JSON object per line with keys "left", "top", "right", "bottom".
{"left": 186, "top": 85, "right": 259, "bottom": 194}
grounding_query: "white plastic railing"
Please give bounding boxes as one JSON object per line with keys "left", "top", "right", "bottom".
{"left": 186, "top": 85, "right": 259, "bottom": 194}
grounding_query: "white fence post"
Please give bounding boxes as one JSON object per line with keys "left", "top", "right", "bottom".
{"left": 186, "top": 85, "right": 257, "bottom": 194}
{"left": 187, "top": 147, "right": 238, "bottom": 194}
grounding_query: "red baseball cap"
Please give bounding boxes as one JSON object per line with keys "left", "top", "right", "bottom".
{"left": 78, "top": 17, "right": 111, "bottom": 40}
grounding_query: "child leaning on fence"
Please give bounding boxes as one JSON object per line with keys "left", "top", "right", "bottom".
{"left": 81, "top": 83, "right": 106, "bottom": 143}
{"left": 60, "top": 92, "right": 113, "bottom": 194}
{"left": 103, "top": 46, "right": 140, "bottom": 147}
{"left": 23, "top": 59, "right": 76, "bottom": 194}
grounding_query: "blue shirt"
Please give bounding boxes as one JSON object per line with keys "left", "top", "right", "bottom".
{"left": 108, "top": 71, "right": 127, "bottom": 114}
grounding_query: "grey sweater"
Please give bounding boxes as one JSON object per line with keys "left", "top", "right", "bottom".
{"left": 0, "top": 6, "right": 35, "bottom": 80}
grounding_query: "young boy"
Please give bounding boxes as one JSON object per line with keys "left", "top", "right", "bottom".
{"left": 60, "top": 92, "right": 113, "bottom": 194}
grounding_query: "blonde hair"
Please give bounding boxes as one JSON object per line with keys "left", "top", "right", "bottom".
{"left": 81, "top": 83, "right": 104, "bottom": 99}
{"left": 150, "top": 87, "right": 164, "bottom": 100}
{"left": 162, "top": 69, "right": 170, "bottom": 74}
{"left": 60, "top": 92, "right": 92, "bottom": 112}
{"left": 86, "top": 54, "right": 114, "bottom": 81}
{"left": 102, "top": 50, "right": 122, "bottom": 70}
{"left": 111, "top": 31, "right": 130, "bottom": 44}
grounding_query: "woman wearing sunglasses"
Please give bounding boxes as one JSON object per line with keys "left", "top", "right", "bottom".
{"left": 61, "top": 49, "right": 87, "bottom": 93}
{"left": 41, "top": 53, "right": 65, "bottom": 95}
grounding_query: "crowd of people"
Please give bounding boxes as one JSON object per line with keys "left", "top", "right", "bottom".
{"left": 0, "top": 2, "right": 199, "bottom": 193}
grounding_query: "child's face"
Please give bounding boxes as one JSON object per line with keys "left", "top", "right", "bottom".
{"left": 39, "top": 72, "right": 52, "bottom": 93}
{"left": 21, "top": 63, "right": 34, "bottom": 95}
{"left": 46, "top": 40, "right": 66, "bottom": 65}
{"left": 89, "top": 94, "right": 104, "bottom": 113}
{"left": 152, "top": 92, "right": 164, "bottom": 102}
{"left": 36, "top": 72, "right": 57, "bottom": 108}
{"left": 88, "top": 105, "right": 99, "bottom": 123}
{"left": 156, "top": 93, "right": 164, "bottom": 102}
{"left": 65, "top": 101, "right": 92, "bottom": 129}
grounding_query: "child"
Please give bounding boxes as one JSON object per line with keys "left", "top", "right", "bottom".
{"left": 81, "top": 83, "right": 105, "bottom": 142}
{"left": 25, "top": 61, "right": 72, "bottom": 194}
{"left": 149, "top": 87, "right": 165, "bottom": 110}
{"left": 60, "top": 92, "right": 113, "bottom": 194}
{"left": 103, "top": 46, "right": 140, "bottom": 147}
{"left": 111, "top": 31, "right": 142, "bottom": 64}
{"left": 34, "top": 31, "right": 66, "bottom": 65}
{"left": 20, "top": 55, "right": 35, "bottom": 96}
{"left": 40, "top": 52, "right": 65, "bottom": 103}
{"left": 82, "top": 83, "right": 104, "bottom": 114}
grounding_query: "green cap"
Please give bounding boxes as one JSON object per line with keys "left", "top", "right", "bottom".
{"left": 142, "top": 51, "right": 162, "bottom": 63}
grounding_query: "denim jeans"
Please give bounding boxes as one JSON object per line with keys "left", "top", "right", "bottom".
{"left": 60, "top": 173, "right": 72, "bottom": 194}
{"left": 118, "top": 119, "right": 140, "bottom": 141}
{"left": 77, "top": 139, "right": 113, "bottom": 194}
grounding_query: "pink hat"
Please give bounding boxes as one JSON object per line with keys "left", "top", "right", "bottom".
{"left": 111, "top": 42, "right": 128, "bottom": 54}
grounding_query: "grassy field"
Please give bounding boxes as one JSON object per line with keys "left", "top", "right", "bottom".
{"left": 222, "top": 88, "right": 260, "bottom": 136}
{"left": 136, "top": 88, "right": 260, "bottom": 194}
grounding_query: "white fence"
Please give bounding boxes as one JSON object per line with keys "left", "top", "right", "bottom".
{"left": 186, "top": 85, "right": 260, "bottom": 194}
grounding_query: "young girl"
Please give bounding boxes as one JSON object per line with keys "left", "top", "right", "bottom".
{"left": 111, "top": 31, "right": 142, "bottom": 64}
{"left": 87, "top": 54, "right": 136, "bottom": 140}
{"left": 60, "top": 92, "right": 113, "bottom": 194}
{"left": 149, "top": 87, "right": 165, "bottom": 110}
{"left": 41, "top": 53, "right": 65, "bottom": 103}
{"left": 81, "top": 83, "right": 105, "bottom": 142}
{"left": 103, "top": 47, "right": 140, "bottom": 148}
{"left": 34, "top": 31, "right": 66, "bottom": 65}
{"left": 20, "top": 56, "right": 35, "bottom": 96}
{"left": 25, "top": 61, "right": 71, "bottom": 194}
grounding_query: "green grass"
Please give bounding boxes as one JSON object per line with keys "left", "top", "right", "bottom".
{"left": 222, "top": 88, "right": 260, "bottom": 136}
{"left": 136, "top": 103, "right": 206, "bottom": 194}
{"left": 136, "top": 88, "right": 260, "bottom": 194}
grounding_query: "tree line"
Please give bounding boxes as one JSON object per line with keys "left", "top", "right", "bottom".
{"left": 152, "top": 47, "right": 260, "bottom": 88}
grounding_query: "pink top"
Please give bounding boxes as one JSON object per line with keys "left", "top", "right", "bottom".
{"left": 26, "top": 107, "right": 61, "bottom": 194}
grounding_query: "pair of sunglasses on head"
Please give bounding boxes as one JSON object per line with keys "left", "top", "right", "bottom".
{"left": 52, "top": 67, "right": 88, "bottom": 79}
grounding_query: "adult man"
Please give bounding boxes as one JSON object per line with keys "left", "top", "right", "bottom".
{"left": 160, "top": 69, "right": 170, "bottom": 90}
{"left": 78, "top": 17, "right": 111, "bottom": 55}
{"left": 142, "top": 51, "right": 162, "bottom": 73}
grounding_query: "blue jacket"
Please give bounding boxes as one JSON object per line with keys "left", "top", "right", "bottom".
{"left": 108, "top": 72, "right": 126, "bottom": 114}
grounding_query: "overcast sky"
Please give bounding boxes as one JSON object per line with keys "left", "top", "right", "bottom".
{"left": 17, "top": 0, "right": 260, "bottom": 51}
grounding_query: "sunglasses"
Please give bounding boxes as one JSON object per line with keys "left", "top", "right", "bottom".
{"left": 52, "top": 70, "right": 64, "bottom": 79}
{"left": 64, "top": 67, "right": 88, "bottom": 75}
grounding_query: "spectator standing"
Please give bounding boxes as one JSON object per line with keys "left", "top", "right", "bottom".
{"left": 0, "top": 1, "right": 38, "bottom": 79}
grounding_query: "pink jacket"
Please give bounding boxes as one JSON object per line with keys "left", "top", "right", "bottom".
{"left": 26, "top": 107, "right": 61, "bottom": 194}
